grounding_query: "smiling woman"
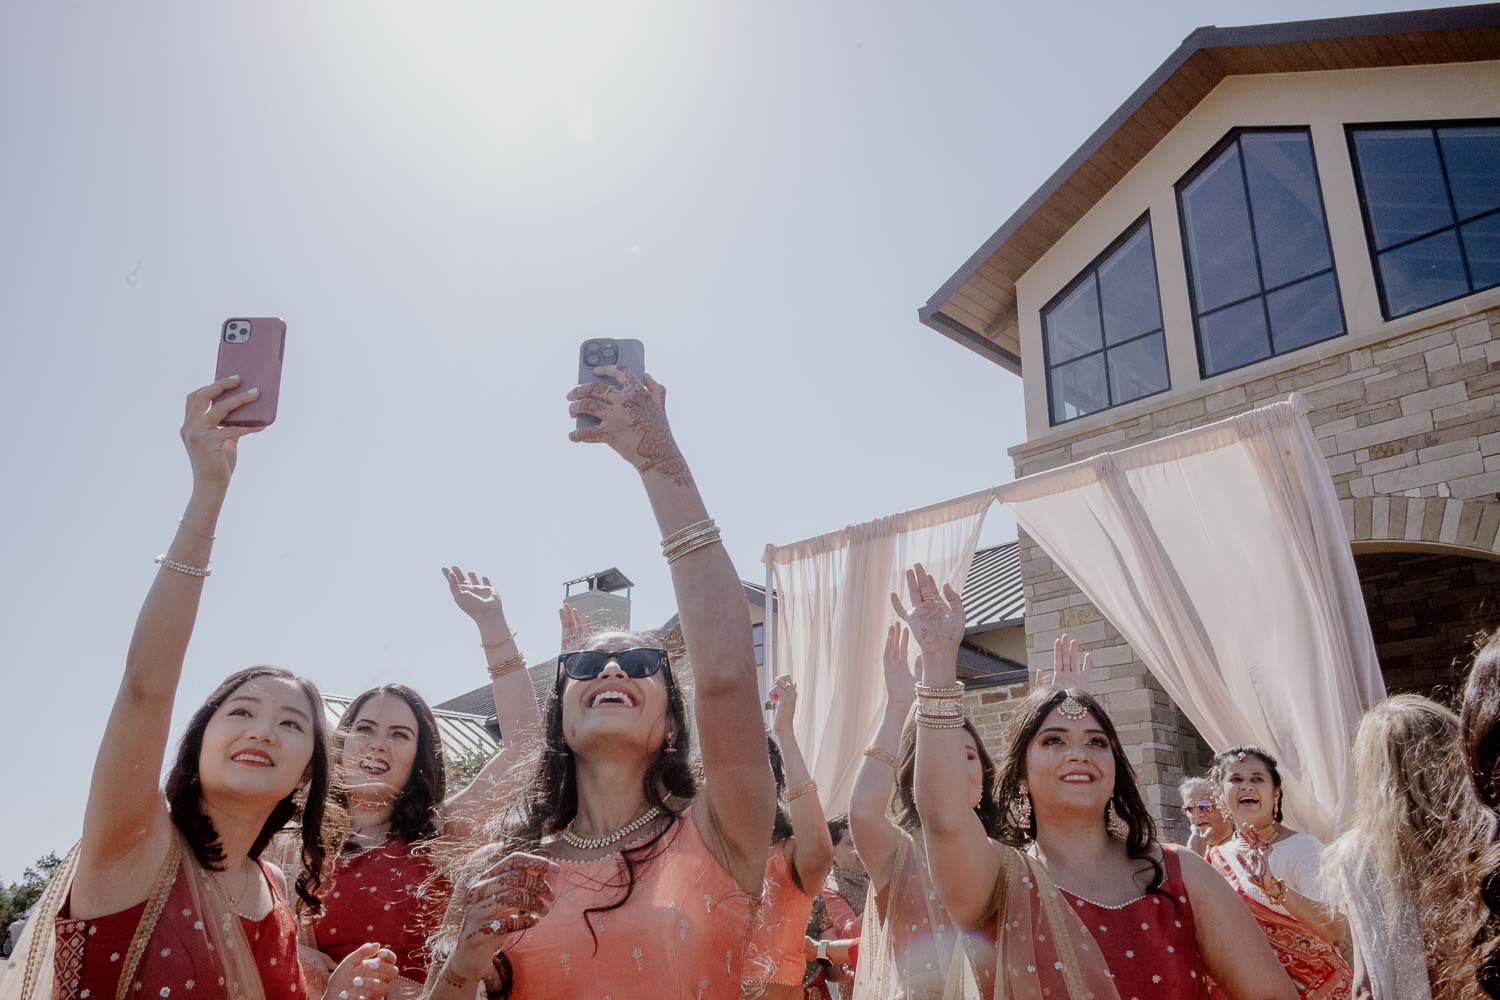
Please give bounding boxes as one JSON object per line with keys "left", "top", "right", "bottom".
{"left": 1, "top": 380, "right": 397, "bottom": 1000}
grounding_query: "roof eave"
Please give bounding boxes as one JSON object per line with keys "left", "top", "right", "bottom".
{"left": 918, "top": 308, "right": 1023, "bottom": 375}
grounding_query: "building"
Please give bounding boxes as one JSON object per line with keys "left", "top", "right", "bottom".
{"left": 920, "top": 5, "right": 1500, "bottom": 836}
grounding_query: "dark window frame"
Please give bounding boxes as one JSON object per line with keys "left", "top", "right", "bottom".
{"left": 1041, "top": 212, "right": 1170, "bottom": 426}
{"left": 1345, "top": 117, "right": 1500, "bottom": 321}
{"left": 1174, "top": 126, "right": 1347, "bottom": 380}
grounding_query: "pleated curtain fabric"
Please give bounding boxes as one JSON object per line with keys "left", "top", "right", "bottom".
{"left": 992, "top": 392, "right": 1385, "bottom": 839}
{"left": 763, "top": 491, "right": 992, "bottom": 813}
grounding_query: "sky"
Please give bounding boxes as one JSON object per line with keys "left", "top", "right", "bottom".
{"left": 0, "top": 0, "right": 1450, "bottom": 880}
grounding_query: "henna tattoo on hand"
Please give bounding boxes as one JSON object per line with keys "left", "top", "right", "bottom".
{"left": 621, "top": 384, "right": 693, "bottom": 487}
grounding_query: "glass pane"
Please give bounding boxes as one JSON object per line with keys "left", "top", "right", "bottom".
{"left": 1106, "top": 334, "right": 1169, "bottom": 406}
{"left": 1241, "top": 131, "right": 1332, "bottom": 288}
{"left": 1050, "top": 354, "right": 1108, "bottom": 424}
{"left": 1043, "top": 274, "right": 1102, "bottom": 365}
{"left": 1097, "top": 224, "right": 1163, "bottom": 345}
{"left": 1377, "top": 229, "right": 1470, "bottom": 317}
{"left": 1267, "top": 272, "right": 1344, "bottom": 354}
{"left": 1352, "top": 128, "right": 1453, "bottom": 250}
{"left": 1463, "top": 213, "right": 1500, "bottom": 291}
{"left": 1199, "top": 298, "right": 1270, "bottom": 376}
{"left": 1180, "top": 143, "right": 1261, "bottom": 312}
{"left": 1439, "top": 125, "right": 1500, "bottom": 220}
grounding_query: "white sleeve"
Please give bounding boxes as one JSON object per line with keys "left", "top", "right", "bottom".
{"left": 1273, "top": 834, "right": 1325, "bottom": 900}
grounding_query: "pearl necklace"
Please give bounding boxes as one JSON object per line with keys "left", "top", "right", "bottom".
{"left": 561, "top": 806, "right": 664, "bottom": 851}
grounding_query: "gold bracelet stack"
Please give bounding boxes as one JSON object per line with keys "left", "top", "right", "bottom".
{"left": 155, "top": 555, "right": 212, "bottom": 578}
{"left": 481, "top": 628, "right": 518, "bottom": 651}
{"left": 661, "top": 518, "right": 721, "bottom": 564}
{"left": 862, "top": 745, "right": 899, "bottom": 768}
{"left": 785, "top": 779, "right": 819, "bottom": 802}
{"left": 487, "top": 653, "right": 526, "bottom": 680}
{"left": 915, "top": 681, "right": 965, "bottom": 729}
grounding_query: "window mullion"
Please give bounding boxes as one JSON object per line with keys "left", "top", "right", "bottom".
{"left": 1432, "top": 126, "right": 1476, "bottom": 294}
{"left": 1093, "top": 272, "right": 1112, "bottom": 407}
{"left": 1233, "top": 135, "right": 1275, "bottom": 358}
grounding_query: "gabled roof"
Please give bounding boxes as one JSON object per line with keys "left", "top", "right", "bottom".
{"left": 919, "top": 3, "right": 1500, "bottom": 374}
{"left": 323, "top": 694, "right": 499, "bottom": 759}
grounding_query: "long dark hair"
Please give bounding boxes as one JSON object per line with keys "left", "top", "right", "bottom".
{"left": 768, "top": 732, "right": 795, "bottom": 845}
{"left": 993, "top": 688, "right": 1166, "bottom": 897}
{"left": 336, "top": 684, "right": 446, "bottom": 843}
{"left": 892, "top": 717, "right": 1004, "bottom": 837}
{"left": 1209, "top": 745, "right": 1284, "bottom": 824}
{"left": 163, "top": 666, "right": 336, "bottom": 914}
{"left": 457, "top": 639, "right": 697, "bottom": 998}
{"left": 1463, "top": 631, "right": 1500, "bottom": 997}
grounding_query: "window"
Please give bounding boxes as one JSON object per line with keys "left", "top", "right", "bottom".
{"left": 1177, "top": 128, "right": 1345, "bottom": 377}
{"left": 752, "top": 622, "right": 765, "bottom": 667}
{"left": 1348, "top": 121, "right": 1500, "bottom": 319}
{"left": 1042, "top": 216, "right": 1169, "bottom": 425}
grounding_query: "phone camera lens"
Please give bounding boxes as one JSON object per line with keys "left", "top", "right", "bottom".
{"left": 586, "top": 354, "right": 600, "bottom": 365}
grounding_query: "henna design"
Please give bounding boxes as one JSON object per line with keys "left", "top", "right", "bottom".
{"left": 620, "top": 382, "right": 693, "bottom": 487}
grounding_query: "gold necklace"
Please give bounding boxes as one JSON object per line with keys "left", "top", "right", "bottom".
{"left": 218, "top": 858, "right": 254, "bottom": 908}
{"left": 561, "top": 806, "right": 663, "bottom": 851}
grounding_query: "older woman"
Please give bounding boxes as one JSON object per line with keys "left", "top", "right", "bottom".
{"left": 1180, "top": 775, "right": 1233, "bottom": 857}
{"left": 425, "top": 368, "right": 776, "bottom": 999}
{"left": 899, "top": 563, "right": 1296, "bottom": 1000}
{"left": 1206, "top": 746, "right": 1351, "bottom": 999}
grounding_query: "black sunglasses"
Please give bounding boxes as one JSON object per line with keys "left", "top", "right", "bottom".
{"left": 557, "top": 647, "right": 671, "bottom": 682}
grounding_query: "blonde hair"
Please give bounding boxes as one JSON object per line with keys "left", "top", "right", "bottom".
{"left": 1326, "top": 694, "right": 1490, "bottom": 1000}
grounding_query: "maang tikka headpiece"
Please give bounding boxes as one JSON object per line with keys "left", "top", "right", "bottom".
{"left": 1057, "top": 692, "right": 1089, "bottom": 720}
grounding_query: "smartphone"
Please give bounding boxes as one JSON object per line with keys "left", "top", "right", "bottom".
{"left": 214, "top": 317, "right": 286, "bottom": 427}
{"left": 576, "top": 338, "right": 645, "bottom": 429}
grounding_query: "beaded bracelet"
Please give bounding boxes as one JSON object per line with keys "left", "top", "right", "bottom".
{"left": 917, "top": 697, "right": 964, "bottom": 718}
{"left": 862, "top": 745, "right": 899, "bottom": 769}
{"left": 155, "top": 555, "right": 211, "bottom": 578}
{"left": 487, "top": 653, "right": 526, "bottom": 680}
{"left": 915, "top": 713, "right": 966, "bottom": 730}
{"left": 785, "top": 779, "right": 819, "bottom": 802}
{"left": 914, "top": 682, "right": 964, "bottom": 698}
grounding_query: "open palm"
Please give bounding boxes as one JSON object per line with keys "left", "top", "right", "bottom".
{"left": 889, "top": 563, "right": 964, "bottom": 661}
{"left": 444, "top": 565, "right": 508, "bottom": 629}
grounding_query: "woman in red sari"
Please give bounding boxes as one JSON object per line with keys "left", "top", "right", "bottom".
{"left": 898, "top": 563, "right": 1296, "bottom": 1000}
{"left": 1205, "top": 746, "right": 1351, "bottom": 1000}
{"left": 4, "top": 378, "right": 394, "bottom": 1000}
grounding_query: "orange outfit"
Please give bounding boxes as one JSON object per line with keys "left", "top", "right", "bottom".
{"left": 742, "top": 842, "right": 817, "bottom": 993}
{"left": 502, "top": 811, "right": 757, "bottom": 999}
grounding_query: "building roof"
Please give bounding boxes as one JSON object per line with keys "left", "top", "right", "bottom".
{"left": 323, "top": 694, "right": 499, "bottom": 759}
{"left": 963, "top": 541, "right": 1025, "bottom": 633}
{"left": 919, "top": 3, "right": 1500, "bottom": 374}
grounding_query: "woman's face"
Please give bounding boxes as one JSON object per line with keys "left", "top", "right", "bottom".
{"left": 961, "top": 730, "right": 986, "bottom": 811}
{"left": 1181, "top": 784, "right": 1233, "bottom": 842}
{"left": 198, "top": 675, "right": 317, "bottom": 806}
{"left": 1024, "top": 707, "right": 1116, "bottom": 824}
{"left": 1219, "top": 756, "right": 1277, "bottom": 828}
{"left": 561, "top": 631, "right": 672, "bottom": 759}
{"left": 340, "top": 693, "right": 420, "bottom": 804}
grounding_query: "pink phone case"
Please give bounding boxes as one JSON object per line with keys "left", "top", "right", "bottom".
{"left": 214, "top": 318, "right": 286, "bottom": 426}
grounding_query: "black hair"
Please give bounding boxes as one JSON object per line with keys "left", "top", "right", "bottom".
{"left": 892, "top": 717, "right": 1005, "bottom": 838}
{"left": 827, "top": 813, "right": 851, "bottom": 846}
{"left": 1210, "top": 744, "right": 1285, "bottom": 824}
{"left": 993, "top": 688, "right": 1168, "bottom": 901}
{"left": 163, "top": 665, "right": 336, "bottom": 914}
{"left": 336, "top": 684, "right": 446, "bottom": 843}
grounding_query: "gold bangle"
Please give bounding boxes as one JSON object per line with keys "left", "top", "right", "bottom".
{"left": 661, "top": 518, "right": 716, "bottom": 550}
{"left": 481, "top": 628, "right": 518, "bottom": 651}
{"left": 862, "top": 746, "right": 898, "bottom": 769}
{"left": 915, "top": 713, "right": 966, "bottom": 730}
{"left": 662, "top": 522, "right": 720, "bottom": 556}
{"left": 487, "top": 653, "right": 526, "bottom": 680}
{"left": 785, "top": 780, "right": 818, "bottom": 802}
{"left": 914, "top": 682, "right": 964, "bottom": 697}
{"left": 666, "top": 532, "right": 721, "bottom": 565}
{"left": 917, "top": 698, "right": 963, "bottom": 718}
{"left": 1264, "top": 875, "right": 1288, "bottom": 906}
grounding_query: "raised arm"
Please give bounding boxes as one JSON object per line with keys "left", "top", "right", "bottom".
{"left": 849, "top": 624, "right": 916, "bottom": 894}
{"left": 898, "top": 564, "right": 1003, "bottom": 928}
{"left": 73, "top": 378, "right": 263, "bottom": 913}
{"left": 568, "top": 367, "right": 774, "bottom": 894}
{"left": 770, "top": 675, "right": 834, "bottom": 893}
{"left": 438, "top": 565, "right": 543, "bottom": 834}
{"left": 1240, "top": 824, "right": 1348, "bottom": 946}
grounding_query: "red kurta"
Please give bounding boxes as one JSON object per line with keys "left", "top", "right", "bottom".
{"left": 53, "top": 857, "right": 304, "bottom": 999}
{"left": 313, "top": 836, "right": 440, "bottom": 982}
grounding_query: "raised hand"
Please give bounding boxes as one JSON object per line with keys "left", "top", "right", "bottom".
{"left": 1239, "top": 822, "right": 1279, "bottom": 894}
{"left": 882, "top": 623, "right": 919, "bottom": 706}
{"left": 181, "top": 375, "right": 265, "bottom": 490}
{"left": 889, "top": 563, "right": 964, "bottom": 664}
{"left": 566, "top": 367, "right": 692, "bottom": 486}
{"left": 325, "top": 942, "right": 399, "bottom": 1000}
{"left": 559, "top": 603, "right": 592, "bottom": 652}
{"left": 443, "top": 566, "right": 509, "bottom": 632}
{"left": 1038, "top": 633, "right": 1092, "bottom": 693}
{"left": 768, "top": 674, "right": 798, "bottom": 736}
{"left": 449, "top": 853, "right": 559, "bottom": 982}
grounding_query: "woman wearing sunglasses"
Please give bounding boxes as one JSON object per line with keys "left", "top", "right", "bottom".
{"left": 427, "top": 368, "right": 776, "bottom": 1000}
{"left": 1180, "top": 775, "right": 1233, "bottom": 857}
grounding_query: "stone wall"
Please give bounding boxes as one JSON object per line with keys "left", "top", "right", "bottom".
{"left": 1009, "top": 305, "right": 1500, "bottom": 839}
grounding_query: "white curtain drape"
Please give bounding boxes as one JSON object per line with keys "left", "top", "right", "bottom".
{"left": 763, "top": 491, "right": 993, "bottom": 813}
{"left": 992, "top": 393, "right": 1384, "bottom": 839}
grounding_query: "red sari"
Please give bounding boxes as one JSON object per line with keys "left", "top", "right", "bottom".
{"left": 53, "top": 855, "right": 304, "bottom": 999}
{"left": 314, "top": 835, "right": 441, "bottom": 983}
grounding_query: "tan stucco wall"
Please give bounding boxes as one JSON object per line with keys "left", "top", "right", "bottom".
{"left": 1016, "top": 60, "right": 1500, "bottom": 441}
{"left": 966, "top": 623, "right": 1028, "bottom": 664}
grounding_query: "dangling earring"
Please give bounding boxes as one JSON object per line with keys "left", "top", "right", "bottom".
{"left": 1213, "top": 791, "right": 1232, "bottom": 822}
{"left": 1106, "top": 801, "right": 1129, "bottom": 840}
{"left": 665, "top": 729, "right": 677, "bottom": 754}
{"left": 1012, "top": 783, "right": 1033, "bottom": 832}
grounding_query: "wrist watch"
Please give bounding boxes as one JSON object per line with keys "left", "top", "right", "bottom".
{"left": 816, "top": 940, "right": 830, "bottom": 963}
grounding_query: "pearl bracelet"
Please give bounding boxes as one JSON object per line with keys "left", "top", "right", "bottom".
{"left": 155, "top": 555, "right": 211, "bottom": 578}
{"left": 915, "top": 712, "right": 966, "bottom": 730}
